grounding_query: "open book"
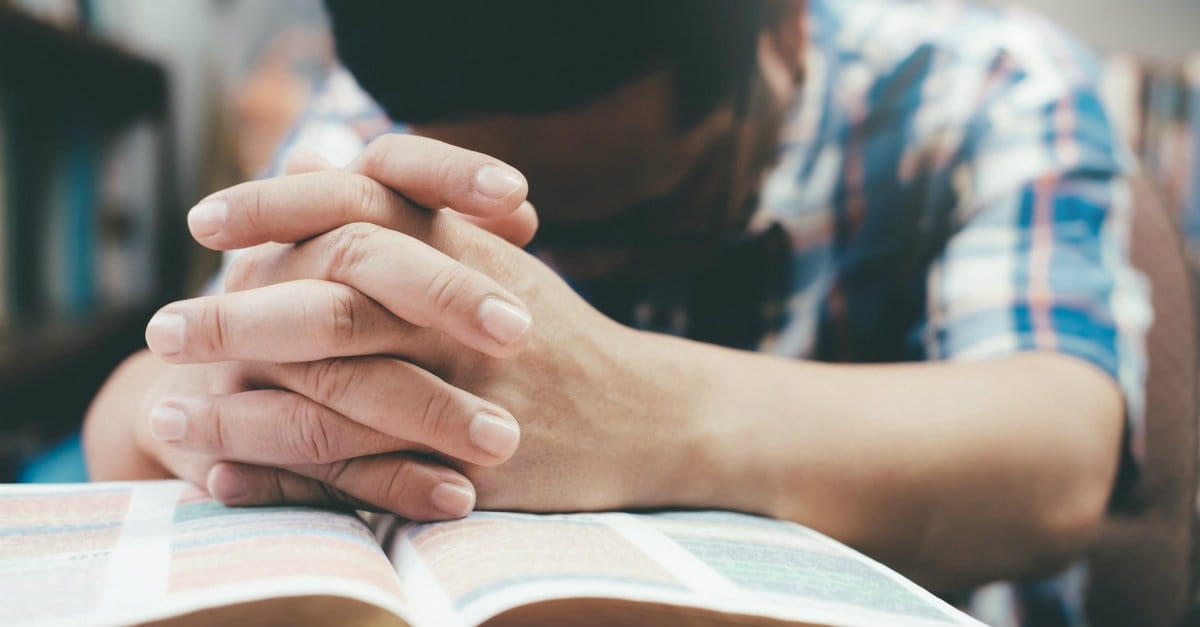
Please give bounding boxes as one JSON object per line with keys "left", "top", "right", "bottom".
{"left": 1, "top": 481, "right": 983, "bottom": 627}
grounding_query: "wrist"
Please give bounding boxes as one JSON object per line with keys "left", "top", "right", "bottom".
{"left": 617, "top": 332, "right": 809, "bottom": 519}
{"left": 608, "top": 329, "right": 744, "bottom": 512}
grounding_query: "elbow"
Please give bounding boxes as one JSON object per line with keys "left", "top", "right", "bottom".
{"left": 935, "top": 401, "right": 1122, "bottom": 589}
{"left": 1010, "top": 422, "right": 1118, "bottom": 582}
{"left": 1011, "top": 354, "right": 1124, "bottom": 580}
{"left": 1020, "top": 471, "right": 1110, "bottom": 579}
{"left": 921, "top": 479, "right": 1109, "bottom": 595}
{"left": 923, "top": 464, "right": 1113, "bottom": 594}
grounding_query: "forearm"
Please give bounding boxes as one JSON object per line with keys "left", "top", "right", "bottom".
{"left": 83, "top": 350, "right": 175, "bottom": 480}
{"left": 625, "top": 331, "right": 1123, "bottom": 591}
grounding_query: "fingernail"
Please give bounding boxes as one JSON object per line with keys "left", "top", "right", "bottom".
{"left": 431, "top": 483, "right": 475, "bottom": 518}
{"left": 478, "top": 297, "right": 531, "bottom": 345}
{"left": 188, "top": 199, "right": 227, "bottom": 238}
{"left": 206, "top": 464, "right": 247, "bottom": 502}
{"left": 474, "top": 164, "right": 524, "bottom": 200}
{"left": 145, "top": 313, "right": 186, "bottom": 355}
{"left": 149, "top": 402, "right": 188, "bottom": 442}
{"left": 469, "top": 411, "right": 521, "bottom": 458}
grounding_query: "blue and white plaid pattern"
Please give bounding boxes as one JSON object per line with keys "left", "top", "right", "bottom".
{"left": 266, "top": 2, "right": 1152, "bottom": 624}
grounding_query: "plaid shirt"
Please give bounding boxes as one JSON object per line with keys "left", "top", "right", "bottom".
{"left": 264, "top": 1, "right": 1152, "bottom": 624}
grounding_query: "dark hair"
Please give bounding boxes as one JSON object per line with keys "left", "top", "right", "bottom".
{"left": 323, "top": 0, "right": 770, "bottom": 128}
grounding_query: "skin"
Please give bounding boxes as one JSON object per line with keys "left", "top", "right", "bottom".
{"left": 84, "top": 3, "right": 1124, "bottom": 593}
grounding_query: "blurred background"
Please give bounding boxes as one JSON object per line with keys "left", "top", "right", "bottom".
{"left": 997, "top": 0, "right": 1199, "bottom": 60}
{"left": 0, "top": 0, "right": 332, "bottom": 480}
{"left": 0, "top": 0, "right": 1196, "bottom": 482}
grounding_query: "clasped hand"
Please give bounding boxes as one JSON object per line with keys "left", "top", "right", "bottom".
{"left": 138, "top": 136, "right": 642, "bottom": 520}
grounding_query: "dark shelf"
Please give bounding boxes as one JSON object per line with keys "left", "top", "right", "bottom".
{"left": 0, "top": 8, "right": 168, "bottom": 126}
{"left": 0, "top": 306, "right": 153, "bottom": 382}
{"left": 0, "top": 306, "right": 158, "bottom": 464}
{"left": 0, "top": 9, "right": 180, "bottom": 480}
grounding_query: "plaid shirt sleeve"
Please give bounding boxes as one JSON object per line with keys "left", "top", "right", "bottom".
{"left": 909, "top": 9, "right": 1153, "bottom": 461}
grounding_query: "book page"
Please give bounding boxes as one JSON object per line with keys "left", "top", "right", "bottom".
{"left": 0, "top": 481, "right": 413, "bottom": 627}
{"left": 383, "top": 510, "right": 982, "bottom": 627}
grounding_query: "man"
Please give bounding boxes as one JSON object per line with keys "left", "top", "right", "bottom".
{"left": 84, "top": 0, "right": 1150, "bottom": 620}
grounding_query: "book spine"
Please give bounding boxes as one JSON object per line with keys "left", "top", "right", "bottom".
{"left": 64, "top": 124, "right": 97, "bottom": 316}
{"left": 40, "top": 139, "right": 70, "bottom": 316}
{"left": 37, "top": 116, "right": 99, "bottom": 319}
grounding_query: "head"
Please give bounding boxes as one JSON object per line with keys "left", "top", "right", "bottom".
{"left": 324, "top": 0, "right": 806, "bottom": 261}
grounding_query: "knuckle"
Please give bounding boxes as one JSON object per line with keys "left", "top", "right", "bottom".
{"left": 380, "top": 460, "right": 419, "bottom": 509}
{"left": 191, "top": 301, "right": 232, "bottom": 357}
{"left": 290, "top": 400, "right": 339, "bottom": 464}
{"left": 322, "top": 223, "right": 375, "bottom": 281}
{"left": 266, "top": 470, "right": 291, "bottom": 503}
{"left": 313, "top": 284, "right": 360, "bottom": 347}
{"left": 417, "top": 386, "right": 457, "bottom": 442}
{"left": 347, "top": 174, "right": 384, "bottom": 222}
{"left": 207, "top": 401, "right": 233, "bottom": 453}
{"left": 423, "top": 263, "right": 476, "bottom": 319}
{"left": 303, "top": 359, "right": 356, "bottom": 407}
{"left": 246, "top": 184, "right": 267, "bottom": 231}
{"left": 431, "top": 151, "right": 460, "bottom": 190}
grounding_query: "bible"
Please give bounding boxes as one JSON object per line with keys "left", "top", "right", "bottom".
{"left": 1, "top": 480, "right": 983, "bottom": 627}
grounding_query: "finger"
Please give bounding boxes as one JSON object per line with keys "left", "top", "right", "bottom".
{"left": 249, "top": 357, "right": 522, "bottom": 467}
{"left": 206, "top": 463, "right": 382, "bottom": 511}
{"left": 145, "top": 280, "right": 417, "bottom": 364}
{"left": 347, "top": 134, "right": 528, "bottom": 218}
{"left": 193, "top": 172, "right": 531, "bottom": 258}
{"left": 189, "top": 134, "right": 528, "bottom": 251}
{"left": 227, "top": 222, "right": 533, "bottom": 357}
{"left": 206, "top": 462, "right": 374, "bottom": 511}
{"left": 207, "top": 457, "right": 477, "bottom": 520}
{"left": 147, "top": 391, "right": 425, "bottom": 465}
{"left": 452, "top": 200, "right": 539, "bottom": 248}
{"left": 187, "top": 170, "right": 433, "bottom": 251}
{"left": 283, "top": 146, "right": 337, "bottom": 175}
